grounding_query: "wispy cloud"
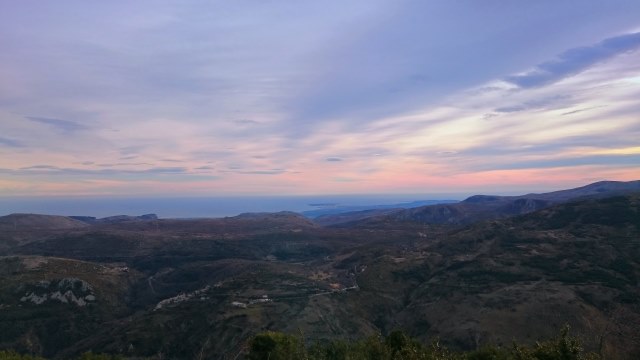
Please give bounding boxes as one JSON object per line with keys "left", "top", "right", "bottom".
{"left": 0, "top": 137, "right": 24, "bottom": 148}
{"left": 21, "top": 165, "right": 59, "bottom": 170}
{"left": 96, "top": 162, "right": 153, "bottom": 167}
{"left": 561, "top": 105, "right": 607, "bottom": 116}
{"left": 233, "top": 119, "right": 261, "bottom": 126}
{"left": 505, "top": 32, "right": 640, "bottom": 88}
{"left": 25, "top": 116, "right": 87, "bottom": 132}
{"left": 236, "top": 169, "right": 287, "bottom": 175}
{"left": 482, "top": 154, "right": 640, "bottom": 171}
{"left": 494, "top": 95, "right": 572, "bottom": 113}
{"left": 119, "top": 146, "right": 145, "bottom": 156}
{"left": 10, "top": 165, "right": 192, "bottom": 176}
{"left": 143, "top": 167, "right": 188, "bottom": 174}
{"left": 332, "top": 177, "right": 358, "bottom": 182}
{"left": 1, "top": 3, "right": 639, "bottom": 196}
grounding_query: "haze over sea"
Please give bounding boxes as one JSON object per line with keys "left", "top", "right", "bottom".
{"left": 0, "top": 194, "right": 465, "bottom": 219}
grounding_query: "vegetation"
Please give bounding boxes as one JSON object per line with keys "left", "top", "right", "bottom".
{"left": 247, "top": 326, "right": 600, "bottom": 360}
{"left": 0, "top": 327, "right": 601, "bottom": 360}
{"left": 0, "top": 190, "right": 638, "bottom": 358}
{"left": 0, "top": 351, "right": 122, "bottom": 360}
{"left": 0, "top": 351, "right": 44, "bottom": 360}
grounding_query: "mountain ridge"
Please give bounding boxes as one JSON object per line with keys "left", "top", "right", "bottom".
{"left": 321, "top": 180, "right": 640, "bottom": 227}
{"left": 0, "top": 181, "right": 639, "bottom": 358}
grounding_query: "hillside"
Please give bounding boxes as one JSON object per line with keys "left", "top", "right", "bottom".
{"left": 0, "top": 214, "right": 91, "bottom": 254}
{"left": 0, "top": 256, "right": 141, "bottom": 358}
{"left": 326, "top": 180, "right": 640, "bottom": 226}
{"left": 522, "top": 180, "right": 640, "bottom": 201}
{"left": 0, "top": 214, "right": 89, "bottom": 231}
{"left": 313, "top": 208, "right": 401, "bottom": 226}
{"left": 0, "top": 184, "right": 638, "bottom": 359}
{"left": 303, "top": 199, "right": 458, "bottom": 219}
{"left": 392, "top": 194, "right": 640, "bottom": 357}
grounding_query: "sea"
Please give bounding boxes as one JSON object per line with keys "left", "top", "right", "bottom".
{"left": 0, "top": 194, "right": 464, "bottom": 219}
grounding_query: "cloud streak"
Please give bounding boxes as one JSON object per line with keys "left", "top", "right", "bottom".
{"left": 5, "top": 165, "right": 195, "bottom": 177}
{"left": 25, "top": 116, "right": 88, "bottom": 132}
{"left": 0, "top": 2, "right": 639, "bottom": 196}
{"left": 235, "top": 169, "right": 287, "bottom": 175}
{"left": 0, "top": 137, "right": 24, "bottom": 148}
{"left": 505, "top": 32, "right": 640, "bottom": 88}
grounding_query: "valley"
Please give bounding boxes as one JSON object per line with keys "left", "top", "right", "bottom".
{"left": 0, "top": 181, "right": 639, "bottom": 359}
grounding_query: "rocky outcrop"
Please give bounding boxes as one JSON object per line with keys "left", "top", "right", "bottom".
{"left": 19, "top": 277, "right": 96, "bottom": 306}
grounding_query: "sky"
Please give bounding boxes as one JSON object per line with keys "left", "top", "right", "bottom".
{"left": 1, "top": 0, "right": 639, "bottom": 198}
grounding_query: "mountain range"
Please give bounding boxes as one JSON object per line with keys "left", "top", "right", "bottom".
{"left": 0, "top": 180, "right": 638, "bottom": 359}
{"left": 317, "top": 180, "right": 640, "bottom": 226}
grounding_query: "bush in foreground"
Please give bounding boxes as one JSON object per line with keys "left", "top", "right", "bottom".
{"left": 0, "top": 351, "right": 44, "bottom": 360}
{"left": 0, "top": 326, "right": 602, "bottom": 360}
{"left": 0, "top": 351, "right": 122, "bottom": 360}
{"left": 248, "top": 326, "right": 599, "bottom": 360}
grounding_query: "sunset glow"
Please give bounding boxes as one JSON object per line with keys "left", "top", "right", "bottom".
{"left": 1, "top": 2, "right": 639, "bottom": 197}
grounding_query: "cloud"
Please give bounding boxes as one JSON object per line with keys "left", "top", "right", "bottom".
{"left": 2, "top": 2, "right": 640, "bottom": 196}
{"left": 436, "top": 151, "right": 458, "bottom": 156}
{"left": 233, "top": 119, "right": 261, "bottom": 126}
{"left": 482, "top": 113, "right": 499, "bottom": 120}
{"left": 561, "top": 105, "right": 607, "bottom": 116}
{"left": 494, "top": 95, "right": 572, "bottom": 113}
{"left": 505, "top": 32, "right": 640, "bottom": 88}
{"left": 25, "top": 116, "right": 87, "bottom": 132}
{"left": 494, "top": 105, "right": 526, "bottom": 113}
{"left": 20, "top": 165, "right": 59, "bottom": 170}
{"left": 96, "top": 162, "right": 153, "bottom": 167}
{"left": 332, "top": 177, "right": 358, "bottom": 182}
{"left": 236, "top": 169, "right": 287, "bottom": 175}
{"left": 283, "top": 5, "right": 640, "bottom": 134}
{"left": 12, "top": 165, "right": 190, "bottom": 176}
{"left": 487, "top": 154, "right": 640, "bottom": 171}
{"left": 144, "top": 167, "right": 187, "bottom": 174}
{"left": 0, "top": 137, "right": 24, "bottom": 148}
{"left": 119, "top": 146, "right": 145, "bottom": 155}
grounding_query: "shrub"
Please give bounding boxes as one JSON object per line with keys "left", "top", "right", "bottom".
{"left": 248, "top": 331, "right": 305, "bottom": 360}
{"left": 0, "top": 351, "right": 44, "bottom": 360}
{"left": 246, "top": 326, "right": 599, "bottom": 360}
